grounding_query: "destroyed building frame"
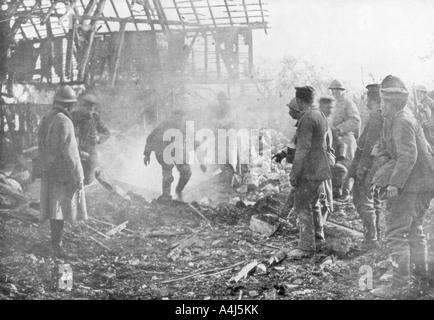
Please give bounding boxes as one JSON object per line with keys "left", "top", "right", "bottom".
{"left": 0, "top": 0, "right": 269, "bottom": 163}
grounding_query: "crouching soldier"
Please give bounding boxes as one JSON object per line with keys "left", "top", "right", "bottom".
{"left": 348, "top": 84, "right": 384, "bottom": 251}
{"left": 38, "top": 86, "right": 87, "bottom": 259}
{"left": 143, "top": 109, "right": 204, "bottom": 201}
{"left": 371, "top": 75, "right": 434, "bottom": 298}
{"left": 71, "top": 94, "right": 110, "bottom": 185}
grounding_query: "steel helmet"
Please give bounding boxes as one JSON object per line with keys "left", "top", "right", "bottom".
{"left": 328, "top": 80, "right": 345, "bottom": 90}
{"left": 415, "top": 84, "right": 428, "bottom": 93}
{"left": 319, "top": 95, "right": 334, "bottom": 103}
{"left": 54, "top": 85, "right": 77, "bottom": 103}
{"left": 286, "top": 97, "right": 302, "bottom": 112}
{"left": 83, "top": 94, "right": 99, "bottom": 106}
{"left": 380, "top": 75, "right": 409, "bottom": 97}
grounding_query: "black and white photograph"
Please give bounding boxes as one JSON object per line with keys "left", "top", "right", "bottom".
{"left": 1, "top": 0, "right": 434, "bottom": 304}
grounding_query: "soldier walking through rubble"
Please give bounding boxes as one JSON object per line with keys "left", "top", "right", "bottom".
{"left": 71, "top": 94, "right": 110, "bottom": 186}
{"left": 143, "top": 109, "right": 205, "bottom": 202}
{"left": 371, "top": 75, "right": 434, "bottom": 298}
{"left": 38, "top": 86, "right": 87, "bottom": 260}
{"left": 328, "top": 80, "right": 361, "bottom": 202}
{"left": 286, "top": 86, "right": 331, "bottom": 260}
{"left": 348, "top": 84, "right": 384, "bottom": 251}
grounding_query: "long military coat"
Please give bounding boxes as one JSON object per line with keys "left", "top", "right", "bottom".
{"left": 372, "top": 107, "right": 434, "bottom": 193}
{"left": 290, "top": 107, "right": 331, "bottom": 183}
{"left": 331, "top": 96, "right": 361, "bottom": 167}
{"left": 38, "top": 106, "right": 87, "bottom": 222}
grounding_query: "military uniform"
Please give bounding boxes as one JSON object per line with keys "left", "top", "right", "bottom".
{"left": 372, "top": 76, "right": 434, "bottom": 294}
{"left": 349, "top": 84, "right": 384, "bottom": 248}
{"left": 331, "top": 96, "right": 361, "bottom": 168}
{"left": 71, "top": 97, "right": 110, "bottom": 185}
{"left": 143, "top": 117, "right": 192, "bottom": 200}
{"left": 38, "top": 86, "right": 86, "bottom": 259}
{"left": 291, "top": 98, "right": 331, "bottom": 252}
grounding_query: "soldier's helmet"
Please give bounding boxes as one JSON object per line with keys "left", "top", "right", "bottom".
{"left": 415, "top": 84, "right": 428, "bottom": 93}
{"left": 366, "top": 84, "right": 380, "bottom": 97}
{"left": 286, "top": 97, "right": 302, "bottom": 112}
{"left": 380, "top": 75, "right": 409, "bottom": 99}
{"left": 217, "top": 91, "right": 230, "bottom": 102}
{"left": 328, "top": 80, "right": 345, "bottom": 90}
{"left": 319, "top": 95, "right": 335, "bottom": 103}
{"left": 54, "top": 85, "right": 77, "bottom": 103}
{"left": 83, "top": 94, "right": 99, "bottom": 106}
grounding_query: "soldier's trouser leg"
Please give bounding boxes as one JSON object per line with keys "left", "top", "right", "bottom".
{"left": 82, "top": 153, "right": 98, "bottom": 186}
{"left": 156, "top": 154, "right": 174, "bottom": 197}
{"left": 50, "top": 219, "right": 64, "bottom": 249}
{"left": 353, "top": 178, "right": 378, "bottom": 244}
{"left": 175, "top": 164, "right": 192, "bottom": 194}
{"left": 410, "top": 193, "right": 433, "bottom": 280}
{"left": 313, "top": 201, "right": 324, "bottom": 241}
{"left": 313, "top": 181, "right": 331, "bottom": 241}
{"left": 294, "top": 179, "right": 322, "bottom": 252}
{"left": 331, "top": 163, "right": 347, "bottom": 198}
{"left": 386, "top": 192, "right": 418, "bottom": 288}
{"left": 373, "top": 187, "right": 383, "bottom": 240}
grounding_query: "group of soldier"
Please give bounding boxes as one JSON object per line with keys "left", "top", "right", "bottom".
{"left": 279, "top": 76, "right": 434, "bottom": 298}
{"left": 36, "top": 74, "right": 434, "bottom": 298}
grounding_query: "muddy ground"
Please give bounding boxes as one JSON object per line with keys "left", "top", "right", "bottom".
{"left": 1, "top": 181, "right": 434, "bottom": 300}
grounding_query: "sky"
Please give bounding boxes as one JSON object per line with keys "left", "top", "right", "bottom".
{"left": 254, "top": 0, "right": 434, "bottom": 91}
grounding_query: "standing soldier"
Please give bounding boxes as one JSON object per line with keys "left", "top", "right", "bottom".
{"left": 329, "top": 80, "right": 361, "bottom": 202}
{"left": 348, "top": 84, "right": 384, "bottom": 251}
{"left": 319, "top": 96, "right": 348, "bottom": 201}
{"left": 71, "top": 94, "right": 110, "bottom": 186}
{"left": 414, "top": 85, "right": 434, "bottom": 145}
{"left": 38, "top": 86, "right": 87, "bottom": 259}
{"left": 371, "top": 75, "right": 434, "bottom": 298}
{"left": 287, "top": 86, "right": 331, "bottom": 259}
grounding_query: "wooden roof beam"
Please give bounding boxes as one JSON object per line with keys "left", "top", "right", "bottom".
{"left": 223, "top": 0, "right": 233, "bottom": 26}
{"left": 126, "top": 0, "right": 140, "bottom": 31}
{"left": 205, "top": 0, "right": 217, "bottom": 28}
{"left": 142, "top": 0, "right": 155, "bottom": 31}
{"left": 172, "top": 0, "right": 186, "bottom": 32}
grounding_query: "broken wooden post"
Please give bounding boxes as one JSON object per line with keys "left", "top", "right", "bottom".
{"left": 78, "top": 0, "right": 107, "bottom": 81}
{"left": 324, "top": 220, "right": 364, "bottom": 241}
{"left": 106, "top": 220, "right": 128, "bottom": 236}
{"left": 110, "top": 21, "right": 126, "bottom": 87}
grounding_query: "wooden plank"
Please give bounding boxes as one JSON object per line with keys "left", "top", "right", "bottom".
{"left": 126, "top": 0, "right": 140, "bottom": 31}
{"left": 142, "top": 0, "right": 155, "bottom": 31}
{"left": 242, "top": 0, "right": 250, "bottom": 24}
{"left": 206, "top": 0, "right": 217, "bottom": 27}
{"left": 223, "top": 0, "right": 233, "bottom": 26}
{"left": 106, "top": 220, "right": 128, "bottom": 236}
{"left": 172, "top": 0, "right": 185, "bottom": 32}
{"left": 110, "top": 21, "right": 126, "bottom": 87}
{"left": 65, "top": 15, "right": 76, "bottom": 79}
{"left": 78, "top": 0, "right": 107, "bottom": 82}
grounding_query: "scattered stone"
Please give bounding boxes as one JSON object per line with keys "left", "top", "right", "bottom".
{"left": 249, "top": 214, "right": 280, "bottom": 237}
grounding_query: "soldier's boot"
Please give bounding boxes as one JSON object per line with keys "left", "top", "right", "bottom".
{"left": 175, "top": 165, "right": 192, "bottom": 202}
{"left": 313, "top": 202, "right": 325, "bottom": 243}
{"left": 158, "top": 170, "right": 174, "bottom": 202}
{"left": 50, "top": 220, "right": 78, "bottom": 260}
{"left": 360, "top": 212, "right": 379, "bottom": 252}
